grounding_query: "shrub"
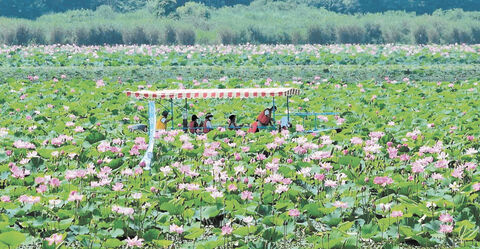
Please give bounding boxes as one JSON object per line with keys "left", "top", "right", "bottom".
{"left": 30, "top": 28, "right": 46, "bottom": 44}
{"left": 100, "top": 26, "right": 123, "bottom": 45}
{"left": 308, "top": 25, "right": 335, "bottom": 44}
{"left": 10, "top": 25, "right": 45, "bottom": 45}
{"left": 448, "top": 27, "right": 471, "bottom": 43}
{"left": 291, "top": 31, "right": 305, "bottom": 44}
{"left": 164, "top": 25, "right": 177, "bottom": 44}
{"left": 336, "top": 25, "right": 365, "bottom": 44}
{"left": 15, "top": 25, "right": 32, "bottom": 45}
{"left": 246, "top": 26, "right": 271, "bottom": 44}
{"left": 219, "top": 29, "right": 235, "bottom": 44}
{"left": 74, "top": 26, "right": 122, "bottom": 45}
{"left": 148, "top": 28, "right": 162, "bottom": 44}
{"left": 235, "top": 30, "right": 248, "bottom": 44}
{"left": 382, "top": 23, "right": 410, "bottom": 44}
{"left": 364, "top": 22, "right": 383, "bottom": 44}
{"left": 176, "top": 28, "right": 196, "bottom": 45}
{"left": 123, "top": 26, "right": 149, "bottom": 45}
{"left": 275, "top": 32, "right": 292, "bottom": 44}
{"left": 471, "top": 25, "right": 480, "bottom": 44}
{"left": 1, "top": 29, "right": 16, "bottom": 45}
{"left": 49, "top": 27, "right": 66, "bottom": 44}
{"left": 413, "top": 25, "right": 429, "bottom": 44}
{"left": 75, "top": 28, "right": 89, "bottom": 45}
{"left": 426, "top": 27, "right": 440, "bottom": 44}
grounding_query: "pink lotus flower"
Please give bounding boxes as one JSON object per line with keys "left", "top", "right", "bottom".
{"left": 67, "top": 191, "right": 83, "bottom": 202}
{"left": 135, "top": 167, "right": 143, "bottom": 175}
{"left": 45, "top": 233, "right": 63, "bottom": 246}
{"left": 210, "top": 191, "right": 224, "bottom": 199}
{"left": 18, "top": 195, "right": 40, "bottom": 204}
{"left": 96, "top": 79, "right": 105, "bottom": 88}
{"left": 411, "top": 164, "right": 424, "bottom": 174}
{"left": 169, "top": 224, "right": 184, "bottom": 234}
{"left": 125, "top": 236, "right": 144, "bottom": 247}
{"left": 182, "top": 142, "right": 194, "bottom": 150}
{"left": 314, "top": 173, "right": 325, "bottom": 181}
{"left": 451, "top": 168, "right": 464, "bottom": 179}
{"left": 36, "top": 184, "right": 48, "bottom": 193}
{"left": 49, "top": 178, "right": 60, "bottom": 187}
{"left": 112, "top": 183, "right": 124, "bottom": 191}
{"left": 473, "top": 183, "right": 480, "bottom": 191}
{"left": 439, "top": 213, "right": 453, "bottom": 223}
{"left": 391, "top": 210, "right": 403, "bottom": 217}
{"left": 228, "top": 184, "right": 237, "bottom": 192}
{"left": 221, "top": 225, "right": 233, "bottom": 235}
{"left": 324, "top": 180, "right": 337, "bottom": 187}
{"left": 288, "top": 209, "right": 300, "bottom": 217}
{"left": 333, "top": 201, "right": 348, "bottom": 209}
{"left": 373, "top": 176, "right": 393, "bottom": 186}
{"left": 35, "top": 176, "right": 45, "bottom": 184}
{"left": 121, "top": 168, "right": 134, "bottom": 176}
{"left": 241, "top": 191, "right": 253, "bottom": 200}
{"left": 241, "top": 146, "right": 250, "bottom": 152}
{"left": 1, "top": 196, "right": 11, "bottom": 202}
{"left": 243, "top": 216, "right": 254, "bottom": 225}
{"left": 275, "top": 184, "right": 289, "bottom": 194}
{"left": 13, "top": 140, "right": 36, "bottom": 149}
{"left": 131, "top": 193, "right": 142, "bottom": 199}
{"left": 439, "top": 224, "right": 453, "bottom": 233}
{"left": 295, "top": 124, "right": 304, "bottom": 132}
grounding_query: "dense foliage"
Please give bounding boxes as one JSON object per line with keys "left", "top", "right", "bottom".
{"left": 2, "top": 73, "right": 480, "bottom": 248}
{"left": 1, "top": 44, "right": 479, "bottom": 82}
{"left": 1, "top": 44, "right": 479, "bottom": 67}
{"left": 1, "top": 0, "right": 480, "bottom": 19}
{"left": 1, "top": 45, "right": 480, "bottom": 248}
{"left": 1, "top": 6, "right": 480, "bottom": 45}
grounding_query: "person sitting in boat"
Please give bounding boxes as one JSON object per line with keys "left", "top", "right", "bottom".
{"left": 202, "top": 113, "right": 214, "bottom": 133}
{"left": 248, "top": 120, "right": 259, "bottom": 133}
{"left": 189, "top": 115, "right": 199, "bottom": 134}
{"left": 257, "top": 106, "right": 277, "bottom": 127}
{"left": 228, "top": 114, "right": 243, "bottom": 130}
{"left": 279, "top": 116, "right": 292, "bottom": 131}
{"left": 156, "top": 110, "right": 172, "bottom": 130}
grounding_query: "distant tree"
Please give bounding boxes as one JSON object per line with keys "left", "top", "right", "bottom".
{"left": 148, "top": 0, "right": 177, "bottom": 17}
{"left": 176, "top": 2, "right": 210, "bottom": 19}
{"left": 97, "top": 0, "right": 147, "bottom": 12}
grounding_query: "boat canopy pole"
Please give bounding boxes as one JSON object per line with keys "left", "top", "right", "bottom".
{"left": 170, "top": 99, "right": 174, "bottom": 130}
{"left": 141, "top": 100, "right": 156, "bottom": 170}
{"left": 287, "top": 96, "right": 290, "bottom": 123}
{"left": 272, "top": 96, "right": 275, "bottom": 122}
{"left": 185, "top": 98, "right": 188, "bottom": 117}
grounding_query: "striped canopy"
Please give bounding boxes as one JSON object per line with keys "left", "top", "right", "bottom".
{"left": 125, "top": 88, "right": 300, "bottom": 99}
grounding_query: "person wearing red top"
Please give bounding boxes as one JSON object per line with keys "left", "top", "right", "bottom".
{"left": 248, "top": 121, "right": 259, "bottom": 133}
{"left": 188, "top": 115, "right": 199, "bottom": 134}
{"left": 257, "top": 106, "right": 277, "bottom": 126}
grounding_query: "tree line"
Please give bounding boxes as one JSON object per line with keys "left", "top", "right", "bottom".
{"left": 1, "top": 6, "right": 479, "bottom": 46}
{"left": 1, "top": 0, "right": 480, "bottom": 19}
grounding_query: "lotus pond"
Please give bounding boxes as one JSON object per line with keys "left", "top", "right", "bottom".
{"left": 1, "top": 57, "right": 480, "bottom": 248}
